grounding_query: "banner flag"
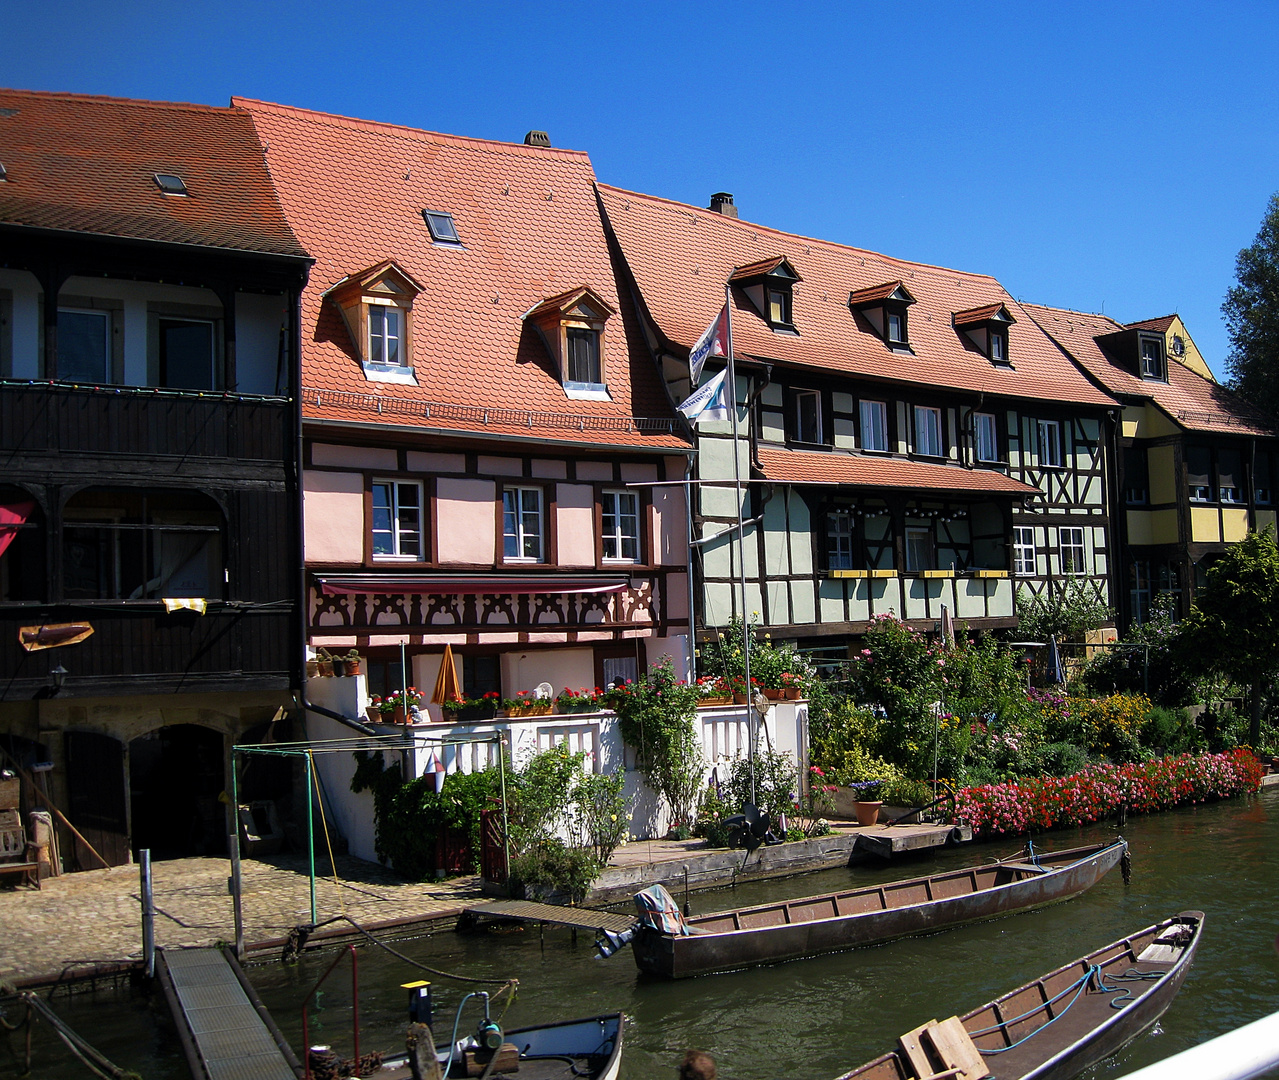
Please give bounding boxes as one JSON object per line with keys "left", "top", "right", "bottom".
{"left": 688, "top": 304, "right": 729, "bottom": 386}
{"left": 676, "top": 368, "right": 729, "bottom": 424}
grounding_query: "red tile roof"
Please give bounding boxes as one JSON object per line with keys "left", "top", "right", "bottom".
{"left": 235, "top": 99, "right": 688, "bottom": 450}
{"left": 1126, "top": 315, "right": 1177, "bottom": 332}
{"left": 1024, "top": 303, "right": 1274, "bottom": 437}
{"left": 953, "top": 302, "right": 1013, "bottom": 326}
{"left": 0, "top": 88, "right": 305, "bottom": 257}
{"left": 729, "top": 255, "right": 796, "bottom": 281}
{"left": 847, "top": 280, "right": 910, "bottom": 306}
{"left": 598, "top": 185, "right": 1115, "bottom": 408}
{"left": 757, "top": 447, "right": 1039, "bottom": 495}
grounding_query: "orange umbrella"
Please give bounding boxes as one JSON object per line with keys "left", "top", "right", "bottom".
{"left": 431, "top": 643, "right": 463, "bottom": 705}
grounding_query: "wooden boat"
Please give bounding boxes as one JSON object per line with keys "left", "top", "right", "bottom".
{"left": 834, "top": 910, "right": 1204, "bottom": 1080}
{"left": 631, "top": 839, "right": 1127, "bottom": 979}
{"left": 380, "top": 1013, "right": 625, "bottom": 1080}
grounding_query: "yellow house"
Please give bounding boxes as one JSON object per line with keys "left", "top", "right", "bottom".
{"left": 1025, "top": 308, "right": 1277, "bottom": 628}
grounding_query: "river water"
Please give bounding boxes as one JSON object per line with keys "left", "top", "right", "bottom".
{"left": 11, "top": 788, "right": 1279, "bottom": 1079}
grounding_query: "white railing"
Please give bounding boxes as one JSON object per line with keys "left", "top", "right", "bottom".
{"left": 1116, "top": 1009, "right": 1279, "bottom": 1080}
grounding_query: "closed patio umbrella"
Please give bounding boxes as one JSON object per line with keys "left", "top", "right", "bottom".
{"left": 1047, "top": 635, "right": 1066, "bottom": 685}
{"left": 431, "top": 643, "right": 462, "bottom": 705}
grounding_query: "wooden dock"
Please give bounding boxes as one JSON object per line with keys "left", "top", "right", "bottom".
{"left": 460, "top": 899, "right": 636, "bottom": 934}
{"left": 854, "top": 822, "right": 973, "bottom": 860}
{"left": 156, "top": 947, "right": 299, "bottom": 1080}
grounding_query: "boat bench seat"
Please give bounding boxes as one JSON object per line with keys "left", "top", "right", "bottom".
{"left": 999, "top": 861, "right": 1048, "bottom": 875}
{"left": 899, "top": 1016, "right": 991, "bottom": 1080}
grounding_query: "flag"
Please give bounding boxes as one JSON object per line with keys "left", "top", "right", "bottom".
{"left": 688, "top": 304, "right": 729, "bottom": 386}
{"left": 676, "top": 368, "right": 730, "bottom": 425}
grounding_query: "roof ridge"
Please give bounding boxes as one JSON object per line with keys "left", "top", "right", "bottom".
{"left": 596, "top": 182, "right": 1004, "bottom": 287}
{"left": 0, "top": 86, "right": 233, "bottom": 114}
{"left": 234, "top": 97, "right": 593, "bottom": 161}
{"left": 1021, "top": 301, "right": 1125, "bottom": 328}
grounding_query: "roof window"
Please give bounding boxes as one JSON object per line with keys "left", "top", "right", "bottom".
{"left": 326, "top": 259, "right": 424, "bottom": 386}
{"left": 849, "top": 280, "right": 916, "bottom": 352}
{"left": 525, "top": 286, "right": 616, "bottom": 401}
{"left": 422, "top": 209, "right": 461, "bottom": 245}
{"left": 153, "top": 173, "right": 188, "bottom": 196}
{"left": 954, "top": 302, "right": 1016, "bottom": 367}
{"left": 730, "top": 256, "right": 801, "bottom": 333}
{"left": 0, "top": 162, "right": 6, "bottom": 182}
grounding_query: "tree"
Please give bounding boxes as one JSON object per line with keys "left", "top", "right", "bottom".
{"left": 1223, "top": 192, "right": 1279, "bottom": 419}
{"left": 1177, "top": 528, "right": 1279, "bottom": 746}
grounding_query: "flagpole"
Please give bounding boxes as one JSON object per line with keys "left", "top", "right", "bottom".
{"left": 723, "top": 283, "right": 755, "bottom": 804}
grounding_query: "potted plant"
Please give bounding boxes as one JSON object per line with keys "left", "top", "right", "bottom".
{"left": 848, "top": 779, "right": 884, "bottom": 827}
{"left": 316, "top": 647, "right": 334, "bottom": 677}
{"left": 696, "top": 676, "right": 731, "bottom": 707}
{"left": 306, "top": 658, "right": 320, "bottom": 678}
{"left": 781, "top": 671, "right": 804, "bottom": 700}
{"left": 343, "top": 649, "right": 362, "bottom": 677}
{"left": 443, "top": 691, "right": 501, "bottom": 722}
{"left": 555, "top": 687, "right": 600, "bottom": 714}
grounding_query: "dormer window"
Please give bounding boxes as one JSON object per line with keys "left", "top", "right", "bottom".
{"left": 953, "top": 303, "right": 1015, "bottom": 366}
{"left": 422, "top": 209, "right": 461, "bottom": 245}
{"left": 730, "top": 256, "right": 801, "bottom": 332}
{"left": 1140, "top": 334, "right": 1165, "bottom": 380}
{"left": 325, "top": 260, "right": 423, "bottom": 385}
{"left": 526, "top": 286, "right": 616, "bottom": 400}
{"left": 849, "top": 281, "right": 916, "bottom": 352}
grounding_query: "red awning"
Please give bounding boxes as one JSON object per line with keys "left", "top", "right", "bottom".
{"left": 0, "top": 501, "right": 34, "bottom": 560}
{"left": 316, "top": 574, "right": 631, "bottom": 596}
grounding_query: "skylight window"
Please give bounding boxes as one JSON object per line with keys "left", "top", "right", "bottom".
{"left": 0, "top": 163, "right": 6, "bottom": 182}
{"left": 422, "top": 209, "right": 461, "bottom": 244}
{"left": 153, "top": 173, "right": 188, "bottom": 196}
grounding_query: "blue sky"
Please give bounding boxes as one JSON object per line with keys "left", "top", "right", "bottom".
{"left": 7, "top": 1, "right": 1279, "bottom": 379}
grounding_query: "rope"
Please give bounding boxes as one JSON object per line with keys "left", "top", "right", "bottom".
{"left": 970, "top": 963, "right": 1166, "bottom": 1054}
{"left": 308, "top": 749, "right": 346, "bottom": 917}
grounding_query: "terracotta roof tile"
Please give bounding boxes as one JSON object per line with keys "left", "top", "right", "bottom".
{"left": 1024, "top": 303, "right": 1274, "bottom": 437}
{"left": 0, "top": 88, "right": 305, "bottom": 257}
{"left": 235, "top": 99, "right": 687, "bottom": 449}
{"left": 953, "top": 302, "right": 1013, "bottom": 326}
{"left": 729, "top": 255, "right": 794, "bottom": 280}
{"left": 599, "top": 185, "right": 1115, "bottom": 408}
{"left": 757, "top": 446, "right": 1039, "bottom": 495}
{"left": 847, "top": 280, "right": 910, "bottom": 306}
{"left": 1126, "top": 315, "right": 1177, "bottom": 332}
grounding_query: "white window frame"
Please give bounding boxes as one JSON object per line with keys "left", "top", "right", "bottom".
{"left": 905, "top": 526, "right": 934, "bottom": 573}
{"left": 860, "top": 400, "right": 889, "bottom": 452}
{"left": 503, "top": 486, "right": 544, "bottom": 562}
{"left": 1140, "top": 336, "right": 1164, "bottom": 379}
{"left": 368, "top": 303, "right": 404, "bottom": 367}
{"left": 1037, "top": 419, "right": 1063, "bottom": 468}
{"left": 371, "top": 479, "right": 423, "bottom": 560}
{"left": 1013, "top": 526, "right": 1036, "bottom": 577}
{"left": 1059, "top": 526, "right": 1086, "bottom": 576}
{"left": 913, "top": 406, "right": 943, "bottom": 457}
{"left": 792, "top": 389, "right": 823, "bottom": 444}
{"left": 826, "top": 510, "right": 854, "bottom": 570}
{"left": 601, "top": 489, "right": 640, "bottom": 563}
{"left": 975, "top": 412, "right": 999, "bottom": 462}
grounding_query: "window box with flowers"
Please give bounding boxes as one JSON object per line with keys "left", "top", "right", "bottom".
{"left": 696, "top": 676, "right": 732, "bottom": 707}
{"left": 367, "top": 687, "right": 422, "bottom": 725}
{"left": 441, "top": 691, "right": 502, "bottom": 722}
{"left": 505, "top": 691, "right": 554, "bottom": 718}
{"left": 555, "top": 687, "right": 602, "bottom": 714}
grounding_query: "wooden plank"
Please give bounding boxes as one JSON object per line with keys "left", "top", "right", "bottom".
{"left": 463, "top": 899, "right": 635, "bottom": 934}
{"left": 923, "top": 1017, "right": 987, "bottom": 1080}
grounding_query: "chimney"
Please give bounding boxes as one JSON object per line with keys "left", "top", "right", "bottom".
{"left": 708, "top": 192, "right": 738, "bottom": 219}
{"left": 524, "top": 130, "right": 551, "bottom": 147}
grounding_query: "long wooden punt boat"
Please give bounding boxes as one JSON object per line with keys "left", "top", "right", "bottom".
{"left": 631, "top": 839, "right": 1127, "bottom": 979}
{"left": 834, "top": 910, "right": 1204, "bottom": 1080}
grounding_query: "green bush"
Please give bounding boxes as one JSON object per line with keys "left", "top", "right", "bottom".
{"left": 508, "top": 840, "right": 600, "bottom": 903}
{"left": 720, "top": 748, "right": 799, "bottom": 826}
{"left": 1014, "top": 580, "right": 1113, "bottom": 642}
{"left": 1031, "top": 741, "right": 1091, "bottom": 778}
{"left": 569, "top": 768, "right": 629, "bottom": 865}
{"left": 1139, "top": 705, "right": 1204, "bottom": 756}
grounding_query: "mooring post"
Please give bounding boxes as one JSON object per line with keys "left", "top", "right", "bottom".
{"left": 230, "top": 829, "right": 245, "bottom": 959}
{"left": 140, "top": 848, "right": 155, "bottom": 979}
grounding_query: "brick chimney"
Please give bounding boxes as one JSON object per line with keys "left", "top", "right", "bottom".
{"left": 708, "top": 192, "right": 738, "bottom": 219}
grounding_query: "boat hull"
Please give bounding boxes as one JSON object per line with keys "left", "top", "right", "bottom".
{"left": 834, "top": 910, "right": 1204, "bottom": 1080}
{"left": 632, "top": 840, "right": 1127, "bottom": 979}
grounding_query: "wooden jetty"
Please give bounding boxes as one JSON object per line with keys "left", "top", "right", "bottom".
{"left": 460, "top": 899, "right": 636, "bottom": 935}
{"left": 156, "top": 946, "right": 300, "bottom": 1080}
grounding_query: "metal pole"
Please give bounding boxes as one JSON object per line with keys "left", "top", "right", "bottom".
{"left": 497, "top": 736, "right": 512, "bottom": 897}
{"left": 229, "top": 748, "right": 244, "bottom": 959}
{"left": 724, "top": 282, "right": 755, "bottom": 803}
{"left": 306, "top": 750, "right": 317, "bottom": 925}
{"left": 140, "top": 848, "right": 154, "bottom": 979}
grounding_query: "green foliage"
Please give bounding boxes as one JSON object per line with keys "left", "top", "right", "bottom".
{"left": 1014, "top": 581, "right": 1114, "bottom": 642}
{"left": 720, "top": 748, "right": 800, "bottom": 826}
{"left": 1224, "top": 191, "right": 1279, "bottom": 419}
{"left": 606, "top": 656, "right": 703, "bottom": 827}
{"left": 508, "top": 840, "right": 599, "bottom": 904}
{"left": 1139, "top": 705, "right": 1205, "bottom": 756}
{"left": 505, "top": 741, "right": 583, "bottom": 853}
{"left": 350, "top": 751, "right": 497, "bottom": 878}
{"left": 567, "top": 768, "right": 628, "bottom": 866}
{"left": 693, "top": 786, "right": 735, "bottom": 848}
{"left": 698, "top": 616, "right": 818, "bottom": 690}
{"left": 1081, "top": 592, "right": 1193, "bottom": 704}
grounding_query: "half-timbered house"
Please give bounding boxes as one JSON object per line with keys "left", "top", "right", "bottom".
{"left": 599, "top": 187, "right": 1119, "bottom": 657}
{"left": 0, "top": 90, "right": 311, "bottom": 865}
{"left": 1026, "top": 306, "right": 1278, "bottom": 628}
{"left": 236, "top": 101, "right": 692, "bottom": 712}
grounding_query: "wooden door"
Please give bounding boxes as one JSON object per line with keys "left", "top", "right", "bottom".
{"left": 64, "top": 731, "right": 130, "bottom": 868}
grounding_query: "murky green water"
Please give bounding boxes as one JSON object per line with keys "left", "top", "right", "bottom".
{"left": 10, "top": 790, "right": 1279, "bottom": 1078}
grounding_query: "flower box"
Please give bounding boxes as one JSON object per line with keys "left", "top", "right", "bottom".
{"left": 452, "top": 704, "right": 497, "bottom": 722}
{"left": 507, "top": 703, "right": 553, "bottom": 718}
{"left": 698, "top": 696, "right": 732, "bottom": 707}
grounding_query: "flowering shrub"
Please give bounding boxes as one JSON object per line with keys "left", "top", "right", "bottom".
{"left": 950, "top": 748, "right": 1264, "bottom": 837}
{"left": 555, "top": 687, "right": 602, "bottom": 712}
{"left": 441, "top": 690, "right": 500, "bottom": 714}
{"left": 698, "top": 616, "right": 816, "bottom": 691}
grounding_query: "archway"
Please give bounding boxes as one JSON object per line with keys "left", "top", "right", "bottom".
{"left": 129, "top": 724, "right": 226, "bottom": 860}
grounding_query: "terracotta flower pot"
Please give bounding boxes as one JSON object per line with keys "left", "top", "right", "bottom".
{"left": 732, "top": 693, "right": 748, "bottom": 705}
{"left": 854, "top": 800, "right": 882, "bottom": 827}
{"left": 317, "top": 660, "right": 333, "bottom": 677}
{"left": 785, "top": 687, "right": 802, "bottom": 700}
{"left": 306, "top": 660, "right": 320, "bottom": 678}
{"left": 762, "top": 688, "right": 785, "bottom": 701}
{"left": 345, "top": 659, "right": 362, "bottom": 677}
